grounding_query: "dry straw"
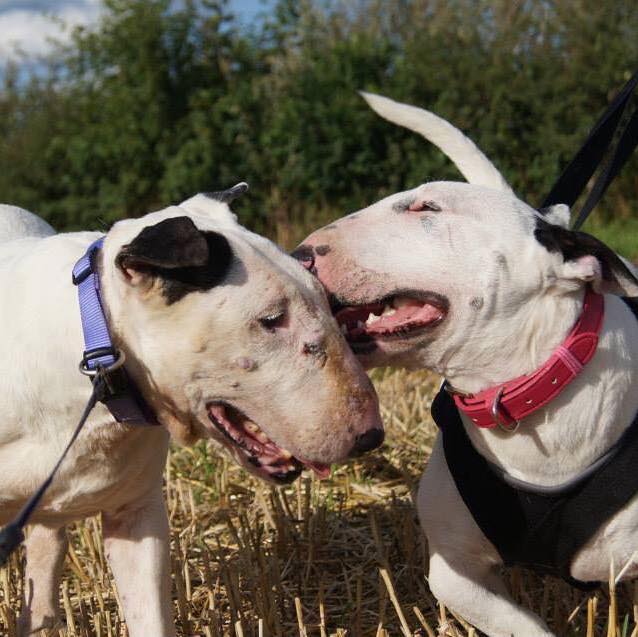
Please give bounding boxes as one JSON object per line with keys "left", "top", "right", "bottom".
{"left": 0, "top": 369, "right": 636, "bottom": 635}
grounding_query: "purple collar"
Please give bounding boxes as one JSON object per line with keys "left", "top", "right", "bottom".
{"left": 72, "top": 237, "right": 158, "bottom": 426}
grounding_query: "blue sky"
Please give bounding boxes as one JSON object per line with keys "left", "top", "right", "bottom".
{"left": 0, "top": 0, "right": 272, "bottom": 62}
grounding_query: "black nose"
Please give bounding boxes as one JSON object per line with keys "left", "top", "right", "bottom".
{"left": 290, "top": 244, "right": 315, "bottom": 272}
{"left": 350, "top": 428, "right": 384, "bottom": 457}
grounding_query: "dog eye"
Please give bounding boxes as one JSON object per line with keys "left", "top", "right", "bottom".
{"left": 259, "top": 311, "right": 286, "bottom": 331}
{"left": 410, "top": 200, "right": 442, "bottom": 212}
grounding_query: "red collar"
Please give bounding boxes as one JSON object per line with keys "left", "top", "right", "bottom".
{"left": 450, "top": 288, "right": 604, "bottom": 431}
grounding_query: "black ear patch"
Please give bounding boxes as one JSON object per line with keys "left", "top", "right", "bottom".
{"left": 117, "top": 217, "right": 209, "bottom": 270}
{"left": 535, "top": 217, "right": 638, "bottom": 293}
{"left": 117, "top": 216, "right": 233, "bottom": 304}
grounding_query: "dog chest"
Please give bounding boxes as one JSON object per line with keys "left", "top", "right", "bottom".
{"left": 432, "top": 386, "right": 638, "bottom": 589}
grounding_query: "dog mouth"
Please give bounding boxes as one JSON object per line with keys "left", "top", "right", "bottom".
{"left": 207, "top": 403, "right": 331, "bottom": 484}
{"left": 333, "top": 291, "right": 448, "bottom": 351}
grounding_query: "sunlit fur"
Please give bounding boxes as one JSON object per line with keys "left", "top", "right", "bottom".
{"left": 302, "top": 94, "right": 638, "bottom": 636}
{"left": 0, "top": 197, "right": 380, "bottom": 636}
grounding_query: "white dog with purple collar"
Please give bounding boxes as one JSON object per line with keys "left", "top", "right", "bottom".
{"left": 0, "top": 188, "right": 383, "bottom": 636}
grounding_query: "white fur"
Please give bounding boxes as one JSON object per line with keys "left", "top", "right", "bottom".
{"left": 1, "top": 199, "right": 380, "bottom": 636}
{"left": 303, "top": 96, "right": 638, "bottom": 636}
{"left": 0, "top": 204, "right": 55, "bottom": 242}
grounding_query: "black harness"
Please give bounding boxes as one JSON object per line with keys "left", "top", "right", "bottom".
{"left": 433, "top": 298, "right": 638, "bottom": 590}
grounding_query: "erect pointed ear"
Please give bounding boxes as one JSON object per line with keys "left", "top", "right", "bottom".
{"left": 535, "top": 217, "right": 638, "bottom": 296}
{"left": 205, "top": 182, "right": 249, "bottom": 204}
{"left": 537, "top": 204, "right": 571, "bottom": 229}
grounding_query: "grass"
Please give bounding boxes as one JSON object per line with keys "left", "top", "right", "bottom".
{"left": 1, "top": 368, "right": 638, "bottom": 636}
{"left": 581, "top": 215, "right": 638, "bottom": 261}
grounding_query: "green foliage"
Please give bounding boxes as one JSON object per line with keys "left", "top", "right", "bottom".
{"left": 582, "top": 216, "right": 638, "bottom": 260}
{"left": 0, "top": 0, "right": 637, "bottom": 248}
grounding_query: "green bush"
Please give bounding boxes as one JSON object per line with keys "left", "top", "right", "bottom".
{"left": 0, "top": 0, "right": 637, "bottom": 249}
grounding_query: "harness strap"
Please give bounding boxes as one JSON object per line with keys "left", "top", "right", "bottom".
{"left": 435, "top": 297, "right": 638, "bottom": 589}
{"left": 542, "top": 68, "right": 638, "bottom": 229}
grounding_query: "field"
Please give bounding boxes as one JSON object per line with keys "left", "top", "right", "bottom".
{"left": 1, "top": 368, "right": 638, "bottom": 637}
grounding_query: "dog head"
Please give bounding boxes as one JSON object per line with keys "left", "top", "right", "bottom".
{"left": 297, "top": 95, "right": 638, "bottom": 385}
{"left": 99, "top": 184, "right": 383, "bottom": 484}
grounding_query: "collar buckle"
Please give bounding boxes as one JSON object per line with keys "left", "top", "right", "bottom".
{"left": 79, "top": 348, "right": 126, "bottom": 377}
{"left": 491, "top": 387, "right": 520, "bottom": 433}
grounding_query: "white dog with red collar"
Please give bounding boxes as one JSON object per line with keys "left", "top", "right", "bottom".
{"left": 299, "top": 95, "right": 638, "bottom": 636}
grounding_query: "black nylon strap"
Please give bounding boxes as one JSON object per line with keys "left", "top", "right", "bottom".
{"left": 542, "top": 69, "right": 638, "bottom": 228}
{"left": 434, "top": 302, "right": 638, "bottom": 593}
{"left": 0, "top": 377, "right": 103, "bottom": 567}
{"left": 573, "top": 105, "right": 638, "bottom": 230}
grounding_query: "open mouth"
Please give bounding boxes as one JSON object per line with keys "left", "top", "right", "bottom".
{"left": 333, "top": 291, "right": 448, "bottom": 350}
{"left": 207, "top": 403, "right": 331, "bottom": 484}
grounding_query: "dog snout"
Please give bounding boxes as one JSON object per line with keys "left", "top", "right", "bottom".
{"left": 350, "top": 427, "right": 384, "bottom": 457}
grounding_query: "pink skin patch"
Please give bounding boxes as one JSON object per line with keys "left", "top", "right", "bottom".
{"left": 207, "top": 404, "right": 331, "bottom": 482}
{"left": 334, "top": 295, "right": 446, "bottom": 343}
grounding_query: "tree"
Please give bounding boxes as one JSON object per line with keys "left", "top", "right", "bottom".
{"left": 0, "top": 0, "right": 636, "bottom": 243}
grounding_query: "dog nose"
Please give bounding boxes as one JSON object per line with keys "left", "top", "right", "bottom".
{"left": 350, "top": 427, "right": 384, "bottom": 457}
{"left": 290, "top": 244, "right": 315, "bottom": 272}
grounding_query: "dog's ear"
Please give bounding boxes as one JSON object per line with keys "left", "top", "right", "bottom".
{"left": 204, "top": 182, "right": 249, "bottom": 204}
{"left": 117, "top": 216, "right": 209, "bottom": 285}
{"left": 535, "top": 217, "right": 638, "bottom": 296}
{"left": 537, "top": 204, "right": 571, "bottom": 229}
{"left": 116, "top": 217, "right": 232, "bottom": 301}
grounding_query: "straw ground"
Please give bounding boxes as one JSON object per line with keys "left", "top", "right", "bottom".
{"left": 1, "top": 369, "right": 637, "bottom": 636}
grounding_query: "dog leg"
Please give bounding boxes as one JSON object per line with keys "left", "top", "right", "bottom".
{"left": 419, "top": 438, "right": 555, "bottom": 637}
{"left": 428, "top": 552, "right": 554, "bottom": 637}
{"left": 18, "top": 524, "right": 67, "bottom": 636}
{"left": 102, "top": 486, "right": 175, "bottom": 637}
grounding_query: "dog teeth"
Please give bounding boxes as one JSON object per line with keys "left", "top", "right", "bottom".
{"left": 255, "top": 431, "right": 270, "bottom": 444}
{"left": 340, "top": 323, "right": 348, "bottom": 335}
{"left": 365, "top": 312, "right": 380, "bottom": 325}
{"left": 280, "top": 448, "right": 293, "bottom": 459}
{"left": 245, "top": 423, "right": 269, "bottom": 444}
{"left": 382, "top": 304, "right": 396, "bottom": 316}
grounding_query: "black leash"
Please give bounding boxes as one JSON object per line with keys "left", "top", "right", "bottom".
{"left": 542, "top": 69, "right": 638, "bottom": 230}
{"left": 0, "top": 376, "right": 104, "bottom": 568}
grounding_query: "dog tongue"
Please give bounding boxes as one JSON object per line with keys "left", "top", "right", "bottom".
{"left": 299, "top": 458, "right": 331, "bottom": 479}
{"left": 367, "top": 301, "right": 443, "bottom": 333}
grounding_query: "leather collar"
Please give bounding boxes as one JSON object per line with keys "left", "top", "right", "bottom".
{"left": 450, "top": 288, "right": 604, "bottom": 430}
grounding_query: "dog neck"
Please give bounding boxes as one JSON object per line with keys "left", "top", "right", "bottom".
{"left": 445, "top": 292, "right": 638, "bottom": 486}
{"left": 442, "top": 289, "right": 585, "bottom": 395}
{"left": 450, "top": 288, "right": 604, "bottom": 429}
